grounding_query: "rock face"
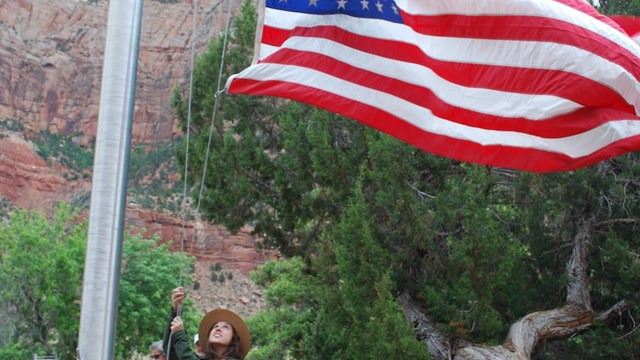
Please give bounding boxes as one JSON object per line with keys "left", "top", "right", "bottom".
{"left": 0, "top": 132, "right": 74, "bottom": 210}
{"left": 0, "top": 0, "right": 235, "bottom": 144}
{"left": 127, "top": 205, "right": 277, "bottom": 275}
{"left": 0, "top": 0, "right": 274, "bottom": 274}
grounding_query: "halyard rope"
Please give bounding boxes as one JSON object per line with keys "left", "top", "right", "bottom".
{"left": 169, "top": 0, "right": 234, "bottom": 357}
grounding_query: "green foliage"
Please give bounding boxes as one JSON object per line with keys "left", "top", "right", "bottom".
{"left": 0, "top": 204, "right": 85, "bottom": 358}
{"left": 534, "top": 325, "right": 640, "bottom": 359}
{"left": 0, "top": 204, "right": 199, "bottom": 358}
{"left": 177, "top": 0, "right": 640, "bottom": 357}
{"left": 116, "top": 233, "right": 198, "bottom": 357}
{"left": 0, "top": 343, "right": 33, "bottom": 359}
{"left": 0, "top": 118, "right": 25, "bottom": 132}
{"left": 250, "top": 257, "right": 311, "bottom": 308}
{"left": 247, "top": 257, "right": 320, "bottom": 360}
{"left": 246, "top": 189, "right": 430, "bottom": 359}
{"left": 307, "top": 186, "right": 429, "bottom": 359}
{"left": 32, "top": 130, "right": 93, "bottom": 177}
{"left": 362, "top": 273, "right": 429, "bottom": 358}
{"left": 128, "top": 141, "right": 182, "bottom": 205}
{"left": 594, "top": 0, "right": 640, "bottom": 15}
{"left": 331, "top": 182, "right": 389, "bottom": 318}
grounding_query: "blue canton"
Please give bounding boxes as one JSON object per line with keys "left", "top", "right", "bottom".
{"left": 267, "top": 0, "right": 403, "bottom": 23}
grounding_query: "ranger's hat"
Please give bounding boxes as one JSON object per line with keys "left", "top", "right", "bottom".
{"left": 198, "top": 308, "right": 250, "bottom": 359}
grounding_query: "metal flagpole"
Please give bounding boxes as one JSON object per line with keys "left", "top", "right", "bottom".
{"left": 77, "top": 0, "right": 142, "bottom": 359}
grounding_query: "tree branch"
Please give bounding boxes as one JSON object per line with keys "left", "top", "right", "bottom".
{"left": 399, "top": 292, "right": 453, "bottom": 360}
{"left": 565, "top": 210, "right": 595, "bottom": 308}
{"left": 595, "top": 218, "right": 638, "bottom": 229}
{"left": 400, "top": 207, "right": 630, "bottom": 360}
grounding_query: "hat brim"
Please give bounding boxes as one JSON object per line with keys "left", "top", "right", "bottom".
{"left": 198, "top": 308, "right": 250, "bottom": 359}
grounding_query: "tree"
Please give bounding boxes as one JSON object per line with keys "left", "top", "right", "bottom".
{"left": 593, "top": 0, "right": 640, "bottom": 15}
{"left": 173, "top": 1, "right": 640, "bottom": 358}
{"left": 0, "top": 204, "right": 85, "bottom": 359}
{"left": 0, "top": 204, "right": 199, "bottom": 358}
{"left": 116, "top": 232, "right": 200, "bottom": 357}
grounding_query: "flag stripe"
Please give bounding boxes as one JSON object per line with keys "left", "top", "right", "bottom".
{"left": 229, "top": 76, "right": 640, "bottom": 172}
{"left": 398, "top": 0, "right": 640, "bottom": 70}
{"left": 402, "top": 14, "right": 640, "bottom": 77}
{"left": 264, "top": 26, "right": 635, "bottom": 116}
{"left": 262, "top": 9, "right": 640, "bottom": 114}
{"left": 397, "top": 0, "right": 627, "bottom": 39}
{"left": 228, "top": 65, "right": 640, "bottom": 157}
{"left": 608, "top": 15, "right": 640, "bottom": 37}
{"left": 227, "top": 0, "right": 640, "bottom": 172}
{"left": 263, "top": 48, "right": 638, "bottom": 138}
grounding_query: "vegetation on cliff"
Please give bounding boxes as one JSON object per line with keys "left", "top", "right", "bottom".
{"left": 171, "top": 0, "right": 640, "bottom": 358}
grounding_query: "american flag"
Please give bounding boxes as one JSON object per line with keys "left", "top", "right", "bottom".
{"left": 226, "top": 0, "right": 640, "bottom": 173}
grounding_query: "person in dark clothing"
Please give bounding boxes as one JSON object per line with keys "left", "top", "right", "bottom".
{"left": 193, "top": 333, "right": 203, "bottom": 357}
{"left": 163, "top": 287, "right": 250, "bottom": 360}
{"left": 149, "top": 340, "right": 167, "bottom": 360}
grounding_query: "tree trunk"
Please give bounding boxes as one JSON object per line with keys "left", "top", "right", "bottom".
{"left": 400, "top": 209, "right": 628, "bottom": 360}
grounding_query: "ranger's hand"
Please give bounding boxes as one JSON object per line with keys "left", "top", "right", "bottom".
{"left": 170, "top": 316, "right": 184, "bottom": 334}
{"left": 171, "top": 287, "right": 184, "bottom": 312}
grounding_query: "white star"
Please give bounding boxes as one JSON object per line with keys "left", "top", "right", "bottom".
{"left": 375, "top": 0, "right": 383, "bottom": 12}
{"left": 391, "top": 3, "right": 399, "bottom": 15}
{"left": 309, "top": 0, "right": 319, "bottom": 6}
{"left": 360, "top": 0, "right": 369, "bottom": 10}
{"left": 337, "top": 0, "right": 347, "bottom": 9}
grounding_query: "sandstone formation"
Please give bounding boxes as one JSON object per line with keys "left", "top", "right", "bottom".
{"left": 0, "top": 132, "right": 72, "bottom": 210}
{"left": 0, "top": 0, "right": 236, "bottom": 144}
{"left": 127, "top": 204, "right": 277, "bottom": 275}
{"left": 0, "top": 0, "right": 273, "bottom": 273}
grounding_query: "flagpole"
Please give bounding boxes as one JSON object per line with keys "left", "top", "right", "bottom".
{"left": 77, "top": 0, "right": 142, "bottom": 359}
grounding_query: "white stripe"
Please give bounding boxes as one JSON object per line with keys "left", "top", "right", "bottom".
{"left": 395, "top": 0, "right": 640, "bottom": 58}
{"left": 280, "top": 36, "right": 582, "bottom": 120}
{"left": 259, "top": 43, "right": 278, "bottom": 60}
{"left": 263, "top": 8, "right": 640, "bottom": 112}
{"left": 230, "top": 63, "right": 640, "bottom": 158}
{"left": 423, "top": 37, "right": 640, "bottom": 112}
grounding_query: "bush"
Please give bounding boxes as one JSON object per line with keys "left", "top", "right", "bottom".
{"left": 0, "top": 344, "right": 32, "bottom": 359}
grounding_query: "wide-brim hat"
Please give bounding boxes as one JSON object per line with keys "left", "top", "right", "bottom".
{"left": 198, "top": 308, "right": 250, "bottom": 359}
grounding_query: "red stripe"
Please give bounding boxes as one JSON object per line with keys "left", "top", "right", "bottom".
{"left": 608, "top": 15, "right": 640, "bottom": 36}
{"left": 552, "top": 0, "right": 626, "bottom": 33}
{"left": 398, "top": 12, "right": 640, "bottom": 82}
{"left": 229, "top": 77, "right": 640, "bottom": 172}
{"left": 261, "top": 26, "right": 634, "bottom": 112}
{"left": 265, "top": 48, "right": 639, "bottom": 137}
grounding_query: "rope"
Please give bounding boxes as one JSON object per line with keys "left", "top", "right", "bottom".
{"left": 180, "top": 0, "right": 234, "bottom": 308}
{"left": 177, "top": 0, "right": 199, "bottom": 291}
{"left": 192, "top": 0, "right": 233, "bottom": 227}
{"left": 169, "top": 0, "right": 234, "bottom": 357}
{"left": 168, "top": 0, "right": 200, "bottom": 357}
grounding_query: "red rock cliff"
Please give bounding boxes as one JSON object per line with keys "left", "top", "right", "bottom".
{"left": 0, "top": 0, "right": 240, "bottom": 143}
{"left": 0, "top": 0, "right": 274, "bottom": 273}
